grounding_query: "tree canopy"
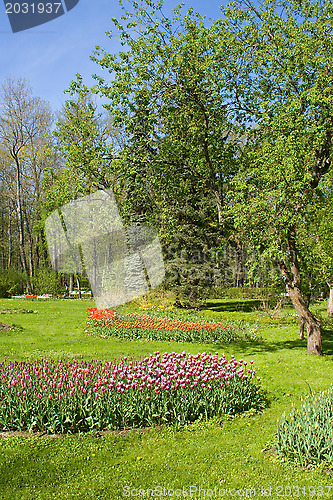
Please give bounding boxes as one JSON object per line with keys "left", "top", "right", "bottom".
{"left": 68, "top": 0, "right": 332, "bottom": 354}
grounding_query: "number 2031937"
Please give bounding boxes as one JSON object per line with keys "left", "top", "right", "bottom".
{"left": 275, "top": 485, "right": 332, "bottom": 496}
{"left": 5, "top": 3, "right": 62, "bottom": 14}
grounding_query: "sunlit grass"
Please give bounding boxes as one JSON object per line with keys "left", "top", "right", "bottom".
{"left": 0, "top": 296, "right": 333, "bottom": 499}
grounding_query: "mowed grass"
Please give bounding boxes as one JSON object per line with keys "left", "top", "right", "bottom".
{"left": 1, "top": 297, "right": 333, "bottom": 499}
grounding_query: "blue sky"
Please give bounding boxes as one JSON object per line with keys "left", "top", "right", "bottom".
{"left": 0, "top": 0, "right": 225, "bottom": 113}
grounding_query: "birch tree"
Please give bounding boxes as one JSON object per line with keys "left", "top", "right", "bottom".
{"left": 0, "top": 77, "right": 52, "bottom": 282}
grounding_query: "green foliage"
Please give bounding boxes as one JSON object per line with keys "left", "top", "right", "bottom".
{"left": 161, "top": 193, "right": 221, "bottom": 307}
{"left": 312, "top": 311, "right": 333, "bottom": 332}
{"left": 68, "top": 0, "right": 241, "bottom": 275}
{"left": 275, "top": 388, "right": 333, "bottom": 467}
{"left": 164, "top": 258, "right": 212, "bottom": 308}
{"left": 308, "top": 191, "right": 333, "bottom": 287}
{"left": 87, "top": 0, "right": 239, "bottom": 203}
{"left": 67, "top": 1, "right": 333, "bottom": 346}
{"left": 209, "top": 286, "right": 284, "bottom": 301}
{"left": 52, "top": 94, "right": 117, "bottom": 194}
{"left": 0, "top": 270, "right": 25, "bottom": 298}
{"left": 216, "top": 0, "right": 333, "bottom": 353}
{"left": 40, "top": 93, "right": 120, "bottom": 250}
{"left": 32, "top": 269, "right": 61, "bottom": 296}
{"left": 223, "top": 0, "right": 333, "bottom": 253}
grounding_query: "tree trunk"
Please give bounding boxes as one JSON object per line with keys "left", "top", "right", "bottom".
{"left": 39, "top": 228, "right": 50, "bottom": 267}
{"left": 213, "top": 190, "right": 223, "bottom": 225}
{"left": 327, "top": 284, "right": 333, "bottom": 317}
{"left": 69, "top": 274, "right": 74, "bottom": 293}
{"left": 7, "top": 213, "right": 12, "bottom": 268}
{"left": 25, "top": 217, "right": 34, "bottom": 280}
{"left": 276, "top": 228, "right": 322, "bottom": 355}
{"left": 288, "top": 285, "right": 322, "bottom": 354}
{"left": 14, "top": 156, "right": 28, "bottom": 277}
{"left": 299, "top": 293, "right": 311, "bottom": 340}
{"left": 76, "top": 275, "right": 81, "bottom": 299}
{"left": 299, "top": 320, "right": 305, "bottom": 340}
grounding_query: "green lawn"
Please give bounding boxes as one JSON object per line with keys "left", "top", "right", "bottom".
{"left": 0, "top": 297, "right": 333, "bottom": 499}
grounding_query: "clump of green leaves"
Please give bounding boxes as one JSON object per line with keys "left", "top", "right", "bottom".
{"left": 275, "top": 388, "right": 333, "bottom": 467}
{"left": 0, "top": 270, "right": 26, "bottom": 298}
{"left": 32, "top": 269, "right": 61, "bottom": 296}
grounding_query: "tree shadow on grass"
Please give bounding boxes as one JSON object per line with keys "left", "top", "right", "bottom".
{"left": 201, "top": 300, "right": 262, "bottom": 313}
{"left": 321, "top": 329, "right": 333, "bottom": 356}
{"left": 213, "top": 330, "right": 333, "bottom": 357}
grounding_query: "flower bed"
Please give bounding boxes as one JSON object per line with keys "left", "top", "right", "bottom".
{"left": 86, "top": 308, "right": 257, "bottom": 343}
{"left": 0, "top": 352, "right": 262, "bottom": 433}
{"left": 11, "top": 295, "right": 38, "bottom": 299}
{"left": 11, "top": 294, "right": 52, "bottom": 300}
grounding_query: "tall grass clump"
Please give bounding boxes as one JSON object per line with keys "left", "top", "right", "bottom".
{"left": 275, "top": 387, "right": 333, "bottom": 467}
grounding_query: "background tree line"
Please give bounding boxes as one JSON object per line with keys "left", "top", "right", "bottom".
{"left": 1, "top": 0, "right": 333, "bottom": 355}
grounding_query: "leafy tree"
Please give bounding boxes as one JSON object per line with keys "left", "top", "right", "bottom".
{"left": 52, "top": 92, "right": 121, "bottom": 194}
{"left": 223, "top": 0, "right": 333, "bottom": 354}
{"left": 66, "top": 0, "right": 333, "bottom": 354}
{"left": 41, "top": 93, "right": 123, "bottom": 293}
{"left": 68, "top": 0, "right": 241, "bottom": 230}
{"left": 67, "top": 0, "right": 243, "bottom": 305}
{"left": 41, "top": 93, "right": 120, "bottom": 243}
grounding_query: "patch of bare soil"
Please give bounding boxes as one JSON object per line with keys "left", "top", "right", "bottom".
{"left": 263, "top": 446, "right": 278, "bottom": 457}
{"left": 0, "top": 323, "right": 12, "bottom": 332}
{"left": 0, "top": 426, "right": 165, "bottom": 439}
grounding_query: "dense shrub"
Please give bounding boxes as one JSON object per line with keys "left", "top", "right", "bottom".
{"left": 275, "top": 388, "right": 333, "bottom": 467}
{"left": 163, "top": 257, "right": 214, "bottom": 308}
{"left": 0, "top": 352, "right": 263, "bottom": 433}
{"left": 209, "top": 286, "right": 284, "bottom": 302}
{"left": 0, "top": 270, "right": 25, "bottom": 298}
{"left": 32, "top": 269, "right": 61, "bottom": 296}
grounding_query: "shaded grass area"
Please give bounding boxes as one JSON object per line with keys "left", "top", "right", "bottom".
{"left": 203, "top": 299, "right": 263, "bottom": 313}
{"left": 0, "top": 297, "right": 333, "bottom": 498}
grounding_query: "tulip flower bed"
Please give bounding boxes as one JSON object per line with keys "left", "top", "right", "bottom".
{"left": 86, "top": 308, "right": 257, "bottom": 343}
{"left": 0, "top": 352, "right": 262, "bottom": 434}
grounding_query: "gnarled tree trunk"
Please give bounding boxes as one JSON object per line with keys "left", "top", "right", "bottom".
{"left": 275, "top": 227, "right": 323, "bottom": 355}
{"left": 287, "top": 285, "right": 322, "bottom": 355}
